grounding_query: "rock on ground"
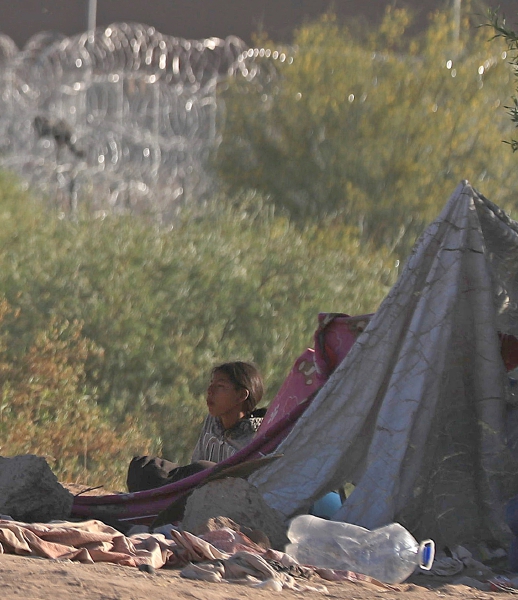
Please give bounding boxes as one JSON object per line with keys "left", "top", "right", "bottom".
{"left": 0, "top": 454, "right": 73, "bottom": 522}
{"left": 182, "top": 477, "right": 289, "bottom": 550}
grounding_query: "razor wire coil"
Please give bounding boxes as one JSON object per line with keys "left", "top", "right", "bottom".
{"left": 0, "top": 23, "right": 261, "bottom": 220}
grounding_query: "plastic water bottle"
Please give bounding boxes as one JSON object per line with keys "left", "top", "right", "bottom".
{"left": 285, "top": 514, "right": 435, "bottom": 584}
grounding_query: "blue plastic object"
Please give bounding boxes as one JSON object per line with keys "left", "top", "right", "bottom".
{"left": 420, "top": 541, "right": 435, "bottom": 570}
{"left": 309, "top": 492, "right": 343, "bottom": 519}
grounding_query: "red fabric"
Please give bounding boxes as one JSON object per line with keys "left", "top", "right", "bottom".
{"left": 500, "top": 333, "right": 518, "bottom": 372}
{"left": 257, "top": 313, "right": 371, "bottom": 436}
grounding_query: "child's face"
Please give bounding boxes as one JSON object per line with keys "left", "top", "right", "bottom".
{"left": 206, "top": 370, "right": 246, "bottom": 422}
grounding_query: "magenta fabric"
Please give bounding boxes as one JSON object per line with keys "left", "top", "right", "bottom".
{"left": 257, "top": 313, "right": 372, "bottom": 436}
{"left": 71, "top": 309, "right": 518, "bottom": 524}
{"left": 72, "top": 313, "right": 369, "bottom": 525}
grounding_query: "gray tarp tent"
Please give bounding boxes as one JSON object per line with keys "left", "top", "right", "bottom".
{"left": 250, "top": 181, "right": 518, "bottom": 548}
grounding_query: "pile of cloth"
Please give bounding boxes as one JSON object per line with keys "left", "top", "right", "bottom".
{"left": 0, "top": 517, "right": 399, "bottom": 593}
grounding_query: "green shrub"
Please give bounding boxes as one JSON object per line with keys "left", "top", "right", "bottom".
{"left": 0, "top": 300, "right": 155, "bottom": 489}
{"left": 214, "top": 6, "right": 518, "bottom": 256}
{"left": 0, "top": 186, "right": 396, "bottom": 470}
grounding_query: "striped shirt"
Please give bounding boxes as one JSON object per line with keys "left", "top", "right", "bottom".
{"left": 191, "top": 412, "right": 264, "bottom": 463}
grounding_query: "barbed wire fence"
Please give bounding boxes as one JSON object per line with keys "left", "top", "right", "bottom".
{"left": 0, "top": 23, "right": 265, "bottom": 222}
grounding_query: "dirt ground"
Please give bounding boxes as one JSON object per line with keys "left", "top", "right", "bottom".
{"left": 0, "top": 552, "right": 506, "bottom": 600}
{"left": 0, "top": 483, "right": 510, "bottom": 600}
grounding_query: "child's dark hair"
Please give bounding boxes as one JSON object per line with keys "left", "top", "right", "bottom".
{"left": 212, "top": 361, "right": 264, "bottom": 414}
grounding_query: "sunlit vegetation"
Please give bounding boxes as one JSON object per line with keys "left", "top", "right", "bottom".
{"left": 0, "top": 173, "right": 395, "bottom": 487}
{"left": 487, "top": 9, "right": 518, "bottom": 150}
{"left": 215, "top": 5, "right": 518, "bottom": 257}
{"left": 0, "top": 302, "right": 154, "bottom": 489}
{"left": 2, "top": 4, "right": 518, "bottom": 488}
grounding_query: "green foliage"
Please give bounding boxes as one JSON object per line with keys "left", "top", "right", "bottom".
{"left": 0, "top": 299, "right": 154, "bottom": 489}
{"left": 7, "top": 4, "right": 517, "bottom": 489}
{"left": 0, "top": 180, "right": 396, "bottom": 475}
{"left": 214, "top": 6, "right": 518, "bottom": 255}
{"left": 487, "top": 10, "right": 518, "bottom": 151}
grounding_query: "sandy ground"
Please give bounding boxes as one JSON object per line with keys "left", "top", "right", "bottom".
{"left": 0, "top": 483, "right": 506, "bottom": 600}
{"left": 0, "top": 552, "right": 503, "bottom": 600}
